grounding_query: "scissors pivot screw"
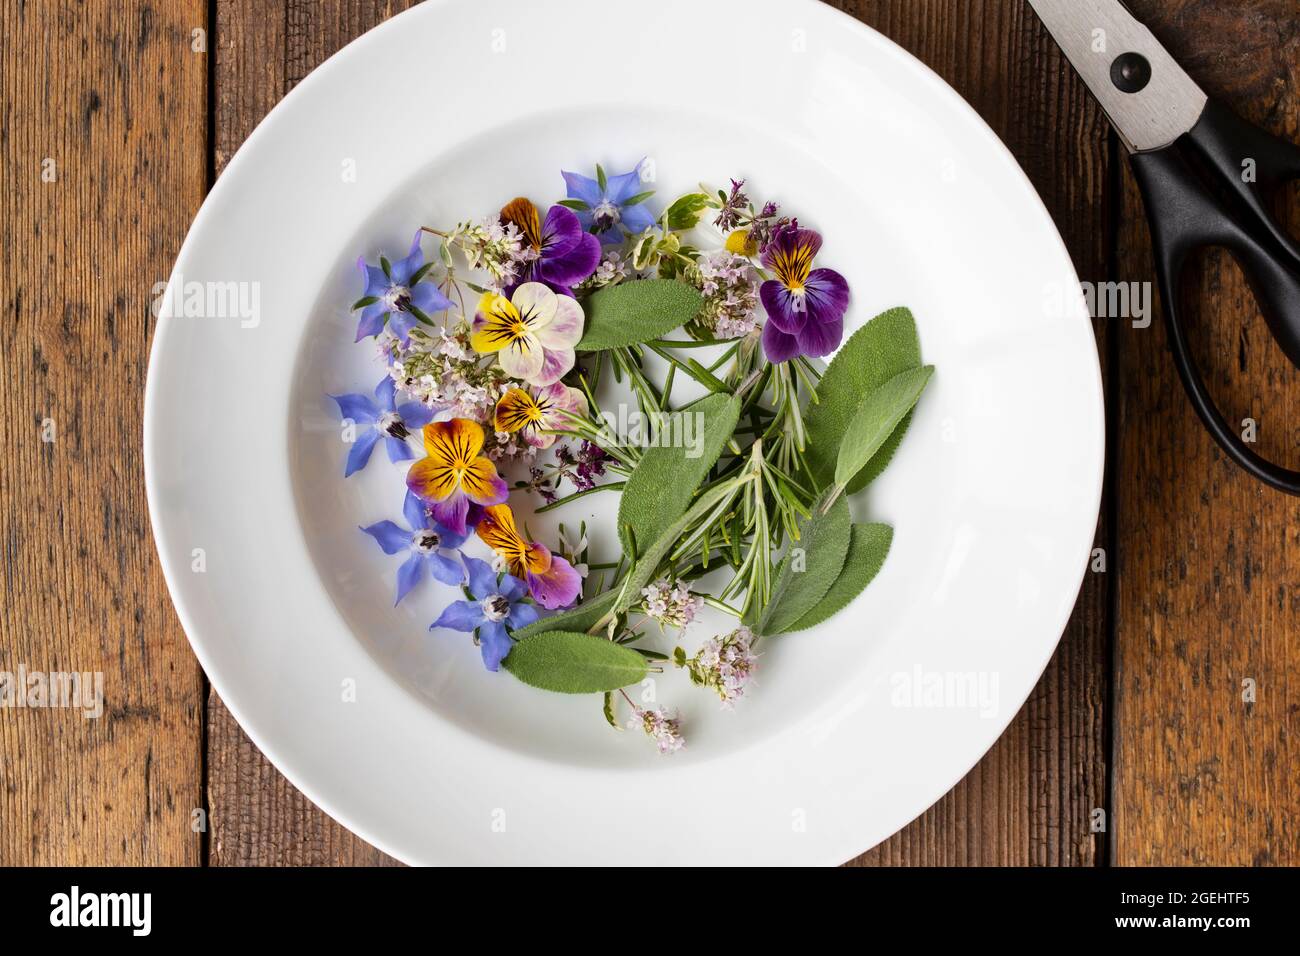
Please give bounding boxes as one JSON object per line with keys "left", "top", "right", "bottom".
{"left": 1110, "top": 52, "right": 1152, "bottom": 94}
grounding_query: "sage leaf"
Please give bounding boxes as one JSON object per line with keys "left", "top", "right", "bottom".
{"left": 617, "top": 479, "right": 745, "bottom": 615}
{"left": 576, "top": 279, "right": 703, "bottom": 351}
{"left": 617, "top": 392, "right": 742, "bottom": 556}
{"left": 503, "top": 630, "right": 647, "bottom": 694}
{"left": 804, "top": 306, "right": 923, "bottom": 492}
{"left": 752, "top": 489, "right": 852, "bottom": 636}
{"left": 783, "top": 523, "right": 893, "bottom": 634}
{"left": 833, "top": 365, "right": 933, "bottom": 491}
{"left": 510, "top": 588, "right": 620, "bottom": 641}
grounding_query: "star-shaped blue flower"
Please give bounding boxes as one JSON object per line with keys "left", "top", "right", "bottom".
{"left": 330, "top": 377, "right": 433, "bottom": 476}
{"left": 361, "top": 491, "right": 468, "bottom": 605}
{"left": 431, "top": 556, "right": 539, "bottom": 671}
{"left": 561, "top": 162, "right": 656, "bottom": 245}
{"left": 354, "top": 230, "right": 454, "bottom": 344}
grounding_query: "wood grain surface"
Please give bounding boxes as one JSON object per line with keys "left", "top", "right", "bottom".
{"left": 1, "top": 0, "right": 1294, "bottom": 867}
{"left": 1112, "top": 0, "right": 1299, "bottom": 866}
{"left": 0, "top": 0, "right": 206, "bottom": 864}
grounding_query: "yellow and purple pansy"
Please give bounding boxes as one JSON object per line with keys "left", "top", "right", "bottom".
{"left": 353, "top": 231, "right": 454, "bottom": 345}
{"left": 470, "top": 281, "right": 584, "bottom": 386}
{"left": 758, "top": 224, "right": 850, "bottom": 363}
{"left": 498, "top": 197, "right": 601, "bottom": 296}
{"left": 493, "top": 383, "right": 589, "bottom": 450}
{"left": 476, "top": 504, "right": 582, "bottom": 610}
{"left": 405, "top": 418, "right": 509, "bottom": 536}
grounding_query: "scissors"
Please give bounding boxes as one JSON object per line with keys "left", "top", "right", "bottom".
{"left": 1028, "top": 0, "right": 1300, "bottom": 494}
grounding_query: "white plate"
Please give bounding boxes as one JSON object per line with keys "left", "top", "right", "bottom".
{"left": 145, "top": 0, "right": 1103, "bottom": 865}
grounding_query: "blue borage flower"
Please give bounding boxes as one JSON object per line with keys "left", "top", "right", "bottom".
{"left": 354, "top": 231, "right": 455, "bottom": 344}
{"left": 561, "top": 162, "right": 656, "bottom": 245}
{"left": 330, "top": 377, "right": 434, "bottom": 476}
{"left": 432, "top": 556, "right": 539, "bottom": 671}
{"left": 361, "top": 491, "right": 469, "bottom": 605}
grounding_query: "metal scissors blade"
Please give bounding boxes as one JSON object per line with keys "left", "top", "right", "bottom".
{"left": 1027, "top": 0, "right": 1207, "bottom": 153}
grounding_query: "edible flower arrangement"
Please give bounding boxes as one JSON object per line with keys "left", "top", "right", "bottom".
{"left": 332, "top": 161, "right": 933, "bottom": 753}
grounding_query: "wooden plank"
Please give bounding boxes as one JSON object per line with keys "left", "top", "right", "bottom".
{"left": 207, "top": 0, "right": 418, "bottom": 867}
{"left": 0, "top": 0, "right": 206, "bottom": 864}
{"left": 1112, "top": 0, "right": 1300, "bottom": 866}
{"left": 207, "top": 695, "right": 403, "bottom": 865}
{"left": 835, "top": 0, "right": 1112, "bottom": 866}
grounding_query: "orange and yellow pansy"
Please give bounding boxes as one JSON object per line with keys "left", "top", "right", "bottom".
{"left": 405, "top": 418, "right": 508, "bottom": 535}
{"left": 493, "top": 383, "right": 589, "bottom": 450}
{"left": 477, "top": 504, "right": 581, "bottom": 610}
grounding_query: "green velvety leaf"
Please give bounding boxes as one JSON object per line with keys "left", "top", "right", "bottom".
{"left": 502, "top": 630, "right": 647, "bottom": 694}
{"left": 617, "top": 393, "right": 741, "bottom": 556}
{"left": 834, "top": 365, "right": 934, "bottom": 490}
{"left": 510, "top": 588, "right": 620, "bottom": 641}
{"left": 576, "top": 279, "right": 703, "bottom": 351}
{"left": 784, "top": 523, "right": 893, "bottom": 634}
{"left": 752, "top": 489, "right": 852, "bottom": 636}
{"left": 804, "top": 306, "right": 923, "bottom": 492}
{"left": 617, "top": 479, "right": 744, "bottom": 615}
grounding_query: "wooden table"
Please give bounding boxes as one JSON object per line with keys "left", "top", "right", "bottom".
{"left": 2, "top": 0, "right": 1296, "bottom": 867}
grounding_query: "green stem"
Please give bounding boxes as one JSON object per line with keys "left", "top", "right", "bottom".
{"left": 535, "top": 481, "right": 627, "bottom": 513}
{"left": 644, "top": 343, "right": 730, "bottom": 394}
{"left": 698, "top": 594, "right": 742, "bottom": 618}
{"left": 647, "top": 338, "right": 738, "bottom": 349}
{"left": 707, "top": 342, "right": 741, "bottom": 372}
{"left": 660, "top": 363, "right": 676, "bottom": 411}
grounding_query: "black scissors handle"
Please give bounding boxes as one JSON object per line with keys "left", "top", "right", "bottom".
{"left": 1130, "top": 98, "right": 1300, "bottom": 495}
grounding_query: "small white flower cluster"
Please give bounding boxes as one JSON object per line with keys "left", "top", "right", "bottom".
{"left": 387, "top": 324, "right": 491, "bottom": 415}
{"left": 384, "top": 322, "right": 535, "bottom": 461}
{"left": 630, "top": 706, "right": 685, "bottom": 754}
{"left": 692, "top": 250, "right": 760, "bottom": 339}
{"left": 450, "top": 217, "right": 538, "bottom": 292}
{"left": 687, "top": 625, "right": 757, "bottom": 707}
{"left": 641, "top": 577, "right": 703, "bottom": 630}
{"left": 587, "top": 250, "right": 631, "bottom": 289}
{"left": 489, "top": 430, "right": 534, "bottom": 462}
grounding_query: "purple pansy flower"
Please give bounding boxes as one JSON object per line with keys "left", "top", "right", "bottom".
{"left": 499, "top": 197, "right": 601, "bottom": 297}
{"left": 354, "top": 230, "right": 455, "bottom": 344}
{"left": 330, "top": 377, "right": 434, "bottom": 476}
{"left": 561, "top": 162, "right": 656, "bottom": 245}
{"left": 361, "top": 491, "right": 468, "bottom": 605}
{"left": 758, "top": 223, "right": 850, "bottom": 363}
{"left": 431, "top": 556, "right": 540, "bottom": 672}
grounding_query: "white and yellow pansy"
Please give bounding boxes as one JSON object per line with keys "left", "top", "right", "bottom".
{"left": 470, "top": 281, "right": 584, "bottom": 386}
